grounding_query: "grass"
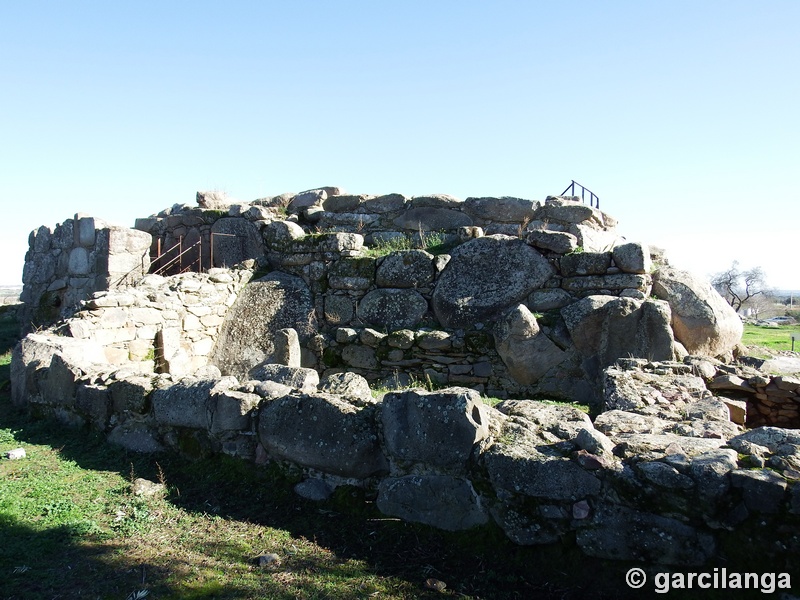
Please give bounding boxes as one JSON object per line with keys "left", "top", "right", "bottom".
{"left": 362, "top": 236, "right": 416, "bottom": 259}
{"left": 363, "top": 231, "right": 453, "bottom": 259}
{"left": 742, "top": 323, "right": 800, "bottom": 353}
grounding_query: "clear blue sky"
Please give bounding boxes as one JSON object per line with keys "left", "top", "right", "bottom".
{"left": 2, "top": 1, "right": 798, "bottom": 289}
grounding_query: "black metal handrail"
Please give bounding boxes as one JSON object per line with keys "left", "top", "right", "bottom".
{"left": 560, "top": 180, "right": 599, "bottom": 209}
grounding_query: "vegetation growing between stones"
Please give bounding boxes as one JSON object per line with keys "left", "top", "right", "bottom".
{"left": 201, "top": 209, "right": 228, "bottom": 221}
{"left": 537, "top": 398, "right": 590, "bottom": 414}
{"left": 362, "top": 231, "right": 452, "bottom": 258}
{"left": 369, "top": 373, "right": 447, "bottom": 399}
{"left": 417, "top": 230, "right": 454, "bottom": 255}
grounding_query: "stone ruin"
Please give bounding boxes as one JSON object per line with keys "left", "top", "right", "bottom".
{"left": 11, "top": 188, "right": 800, "bottom": 568}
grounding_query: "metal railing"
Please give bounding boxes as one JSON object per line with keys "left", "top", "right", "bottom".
{"left": 149, "top": 232, "right": 248, "bottom": 275}
{"left": 560, "top": 180, "right": 599, "bottom": 209}
{"left": 109, "top": 231, "right": 252, "bottom": 290}
{"left": 150, "top": 236, "right": 202, "bottom": 276}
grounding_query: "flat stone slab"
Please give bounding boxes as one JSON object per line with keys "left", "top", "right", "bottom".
{"left": 356, "top": 288, "right": 428, "bottom": 330}
{"left": 377, "top": 475, "right": 489, "bottom": 531}
{"left": 760, "top": 356, "right": 800, "bottom": 376}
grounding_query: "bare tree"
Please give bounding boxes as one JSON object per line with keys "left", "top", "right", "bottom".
{"left": 746, "top": 292, "right": 773, "bottom": 320}
{"left": 712, "top": 261, "right": 770, "bottom": 312}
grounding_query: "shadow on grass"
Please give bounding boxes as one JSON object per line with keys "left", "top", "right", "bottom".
{"left": 1, "top": 515, "right": 427, "bottom": 600}
{"left": 0, "top": 397, "right": 650, "bottom": 600}
{"left": 11, "top": 401, "right": 788, "bottom": 600}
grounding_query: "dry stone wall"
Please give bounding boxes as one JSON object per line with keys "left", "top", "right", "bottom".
{"left": 60, "top": 269, "right": 252, "bottom": 377}
{"left": 710, "top": 369, "right": 800, "bottom": 429}
{"left": 133, "top": 190, "right": 622, "bottom": 279}
{"left": 11, "top": 187, "right": 798, "bottom": 570}
{"left": 20, "top": 214, "right": 151, "bottom": 333}
{"left": 16, "top": 191, "right": 746, "bottom": 409}
{"left": 21, "top": 190, "right": 743, "bottom": 408}
{"left": 10, "top": 334, "right": 800, "bottom": 569}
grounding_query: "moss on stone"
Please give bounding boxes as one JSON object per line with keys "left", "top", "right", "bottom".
{"left": 322, "top": 347, "right": 342, "bottom": 368}
{"left": 465, "top": 331, "right": 494, "bottom": 353}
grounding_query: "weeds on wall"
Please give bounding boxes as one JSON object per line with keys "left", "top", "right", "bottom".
{"left": 363, "top": 230, "right": 452, "bottom": 259}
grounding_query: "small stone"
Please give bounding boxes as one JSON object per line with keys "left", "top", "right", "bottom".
{"left": 387, "top": 329, "right": 415, "bottom": 349}
{"left": 257, "top": 553, "right": 282, "bottom": 568}
{"left": 774, "top": 376, "right": 800, "bottom": 392}
{"left": 783, "top": 468, "right": 800, "bottom": 480}
{"left": 744, "top": 454, "right": 766, "bottom": 468}
{"left": 709, "top": 374, "right": 753, "bottom": 392}
{"left": 335, "top": 327, "right": 358, "bottom": 343}
{"left": 360, "top": 328, "right": 387, "bottom": 347}
{"left": 574, "top": 449, "right": 609, "bottom": 470}
{"left": 575, "top": 427, "right": 615, "bottom": 456}
{"left": 387, "top": 349, "right": 404, "bottom": 361}
{"left": 274, "top": 328, "right": 301, "bottom": 368}
{"left": 5, "top": 448, "right": 26, "bottom": 460}
{"left": 416, "top": 330, "right": 452, "bottom": 351}
{"left": 473, "top": 362, "right": 493, "bottom": 378}
{"left": 572, "top": 500, "right": 591, "bottom": 520}
{"left": 294, "top": 478, "right": 334, "bottom": 501}
{"left": 424, "top": 578, "right": 447, "bottom": 592}
{"left": 319, "top": 372, "right": 373, "bottom": 403}
{"left": 664, "top": 442, "right": 685, "bottom": 456}
{"left": 131, "top": 477, "right": 165, "bottom": 497}
{"left": 721, "top": 398, "right": 747, "bottom": 425}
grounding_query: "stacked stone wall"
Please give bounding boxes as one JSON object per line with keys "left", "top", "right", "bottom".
{"left": 19, "top": 214, "right": 151, "bottom": 333}
{"left": 133, "top": 190, "right": 623, "bottom": 279}
{"left": 21, "top": 193, "right": 744, "bottom": 409}
{"left": 61, "top": 269, "right": 252, "bottom": 377}
{"left": 214, "top": 206, "right": 661, "bottom": 404}
{"left": 710, "top": 371, "right": 800, "bottom": 428}
{"left": 10, "top": 335, "right": 800, "bottom": 569}
{"left": 12, "top": 188, "right": 798, "bottom": 569}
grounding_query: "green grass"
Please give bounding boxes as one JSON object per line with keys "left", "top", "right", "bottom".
{"left": 362, "top": 236, "right": 416, "bottom": 258}
{"left": 537, "top": 399, "right": 591, "bottom": 414}
{"left": 742, "top": 323, "right": 800, "bottom": 353}
{"left": 362, "top": 231, "right": 453, "bottom": 259}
